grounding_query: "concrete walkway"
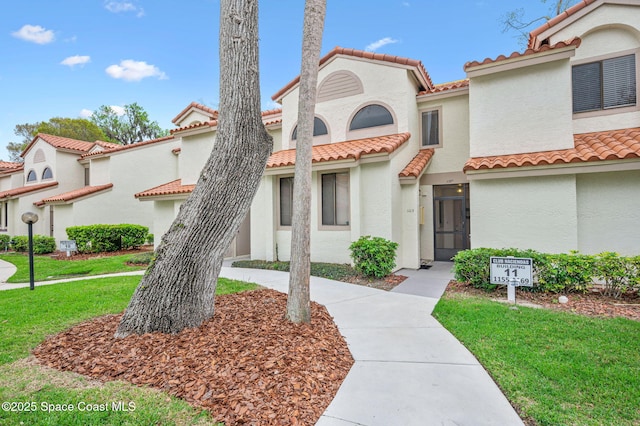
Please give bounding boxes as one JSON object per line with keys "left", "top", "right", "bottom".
{"left": 0, "top": 260, "right": 523, "bottom": 425}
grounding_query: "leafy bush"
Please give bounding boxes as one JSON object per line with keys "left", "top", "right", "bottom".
{"left": 146, "top": 233, "right": 154, "bottom": 245}
{"left": 349, "top": 236, "right": 398, "bottom": 278}
{"left": 231, "top": 260, "right": 358, "bottom": 281}
{"left": 127, "top": 251, "right": 154, "bottom": 265}
{"left": 0, "top": 234, "right": 10, "bottom": 250}
{"left": 454, "top": 248, "right": 639, "bottom": 298}
{"left": 66, "top": 224, "right": 148, "bottom": 253}
{"left": 10, "top": 235, "right": 56, "bottom": 254}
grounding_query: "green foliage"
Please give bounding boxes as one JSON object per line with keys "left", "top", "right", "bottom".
{"left": 66, "top": 224, "right": 148, "bottom": 253}
{"left": 454, "top": 248, "right": 639, "bottom": 297}
{"left": 145, "top": 233, "right": 154, "bottom": 245}
{"left": 127, "top": 251, "right": 154, "bottom": 266}
{"left": 0, "top": 234, "right": 11, "bottom": 250}
{"left": 90, "top": 103, "right": 169, "bottom": 145}
{"left": 10, "top": 235, "right": 56, "bottom": 254}
{"left": 349, "top": 236, "right": 398, "bottom": 278}
{"left": 232, "top": 259, "right": 359, "bottom": 281}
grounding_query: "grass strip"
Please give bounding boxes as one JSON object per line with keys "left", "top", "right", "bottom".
{"left": 433, "top": 293, "right": 640, "bottom": 426}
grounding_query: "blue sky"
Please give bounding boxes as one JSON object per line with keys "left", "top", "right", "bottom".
{"left": 0, "top": 0, "right": 565, "bottom": 161}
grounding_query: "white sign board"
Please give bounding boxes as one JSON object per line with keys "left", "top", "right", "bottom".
{"left": 59, "top": 240, "right": 77, "bottom": 252}
{"left": 490, "top": 257, "right": 533, "bottom": 287}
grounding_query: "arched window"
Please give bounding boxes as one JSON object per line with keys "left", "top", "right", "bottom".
{"left": 26, "top": 170, "right": 37, "bottom": 182}
{"left": 291, "top": 117, "right": 328, "bottom": 140}
{"left": 349, "top": 104, "right": 394, "bottom": 130}
{"left": 42, "top": 167, "right": 53, "bottom": 180}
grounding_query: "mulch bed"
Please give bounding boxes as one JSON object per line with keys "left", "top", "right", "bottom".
{"left": 33, "top": 289, "right": 353, "bottom": 425}
{"left": 446, "top": 280, "right": 640, "bottom": 321}
{"left": 49, "top": 246, "right": 154, "bottom": 261}
{"left": 343, "top": 273, "right": 407, "bottom": 291}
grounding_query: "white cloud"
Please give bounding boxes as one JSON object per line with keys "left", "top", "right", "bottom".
{"left": 105, "top": 1, "right": 145, "bottom": 17}
{"left": 79, "top": 109, "right": 94, "bottom": 118}
{"left": 365, "top": 37, "right": 399, "bottom": 52}
{"left": 61, "top": 55, "right": 91, "bottom": 67}
{"left": 110, "top": 105, "right": 126, "bottom": 116}
{"left": 105, "top": 60, "right": 167, "bottom": 82}
{"left": 11, "top": 24, "right": 55, "bottom": 44}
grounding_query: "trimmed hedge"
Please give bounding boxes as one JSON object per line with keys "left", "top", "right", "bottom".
{"left": 453, "top": 248, "right": 640, "bottom": 298}
{"left": 66, "top": 224, "right": 148, "bottom": 253}
{"left": 0, "top": 234, "right": 11, "bottom": 250}
{"left": 11, "top": 235, "right": 56, "bottom": 254}
{"left": 349, "top": 236, "right": 398, "bottom": 278}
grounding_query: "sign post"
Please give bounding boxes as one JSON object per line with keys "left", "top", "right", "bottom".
{"left": 490, "top": 256, "right": 533, "bottom": 305}
{"left": 59, "top": 240, "right": 77, "bottom": 257}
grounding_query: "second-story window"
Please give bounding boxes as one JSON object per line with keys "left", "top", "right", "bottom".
{"left": 26, "top": 170, "right": 37, "bottom": 182}
{"left": 349, "top": 104, "right": 394, "bottom": 130}
{"left": 42, "top": 167, "right": 53, "bottom": 180}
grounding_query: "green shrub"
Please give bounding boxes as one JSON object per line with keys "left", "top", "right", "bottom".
{"left": 10, "top": 235, "right": 56, "bottom": 254}
{"left": 145, "top": 233, "right": 154, "bottom": 245}
{"left": 66, "top": 224, "right": 148, "bottom": 253}
{"left": 0, "top": 234, "right": 10, "bottom": 250}
{"left": 536, "top": 251, "right": 595, "bottom": 293}
{"left": 127, "top": 251, "right": 155, "bottom": 265}
{"left": 594, "top": 252, "right": 636, "bottom": 298}
{"left": 349, "top": 236, "right": 398, "bottom": 278}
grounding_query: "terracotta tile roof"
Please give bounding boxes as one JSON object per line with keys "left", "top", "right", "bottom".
{"left": 22, "top": 133, "right": 97, "bottom": 158}
{"left": 262, "top": 108, "right": 282, "bottom": 117}
{"left": 172, "top": 101, "right": 218, "bottom": 124}
{"left": 264, "top": 118, "right": 283, "bottom": 127}
{"left": 464, "top": 38, "right": 581, "bottom": 71}
{"left": 94, "top": 140, "right": 122, "bottom": 149}
{"left": 418, "top": 79, "right": 469, "bottom": 96}
{"left": 528, "top": 0, "right": 597, "bottom": 48}
{"left": 172, "top": 147, "right": 182, "bottom": 154}
{"left": 35, "top": 184, "right": 113, "bottom": 206}
{"left": 399, "top": 149, "right": 435, "bottom": 178}
{"left": 80, "top": 135, "right": 175, "bottom": 159}
{"left": 267, "top": 132, "right": 411, "bottom": 169}
{"left": 272, "top": 46, "right": 434, "bottom": 101}
{"left": 464, "top": 127, "right": 640, "bottom": 171}
{"left": 170, "top": 120, "right": 218, "bottom": 135}
{"left": 135, "top": 179, "right": 195, "bottom": 199}
{"left": 0, "top": 181, "right": 58, "bottom": 199}
{"left": 0, "top": 161, "right": 24, "bottom": 172}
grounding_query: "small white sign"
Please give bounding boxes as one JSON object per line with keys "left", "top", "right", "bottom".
{"left": 59, "top": 240, "right": 77, "bottom": 252}
{"left": 490, "top": 256, "right": 533, "bottom": 287}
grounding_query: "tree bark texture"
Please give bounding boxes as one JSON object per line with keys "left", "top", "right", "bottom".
{"left": 116, "top": 0, "right": 272, "bottom": 337}
{"left": 286, "top": 0, "right": 326, "bottom": 323}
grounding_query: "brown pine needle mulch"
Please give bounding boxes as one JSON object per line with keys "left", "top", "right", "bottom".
{"left": 33, "top": 289, "right": 354, "bottom": 425}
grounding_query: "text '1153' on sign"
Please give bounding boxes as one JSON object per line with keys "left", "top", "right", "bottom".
{"left": 489, "top": 257, "right": 533, "bottom": 287}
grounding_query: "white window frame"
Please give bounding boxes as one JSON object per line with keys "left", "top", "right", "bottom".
{"left": 318, "top": 171, "right": 350, "bottom": 230}
{"left": 419, "top": 106, "right": 443, "bottom": 148}
{"left": 277, "top": 175, "right": 294, "bottom": 229}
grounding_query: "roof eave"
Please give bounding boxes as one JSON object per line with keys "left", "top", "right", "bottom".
{"left": 466, "top": 45, "right": 578, "bottom": 78}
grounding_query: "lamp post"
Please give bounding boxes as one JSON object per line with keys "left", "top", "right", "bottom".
{"left": 21, "top": 212, "right": 38, "bottom": 291}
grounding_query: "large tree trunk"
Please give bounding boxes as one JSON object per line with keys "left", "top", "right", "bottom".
{"left": 116, "top": 0, "right": 272, "bottom": 337}
{"left": 286, "top": 0, "right": 326, "bottom": 323}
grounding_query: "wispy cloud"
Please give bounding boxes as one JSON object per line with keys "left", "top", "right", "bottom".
{"left": 110, "top": 105, "right": 126, "bottom": 116}
{"left": 104, "top": 1, "right": 145, "bottom": 17}
{"left": 105, "top": 60, "right": 167, "bottom": 82}
{"left": 61, "top": 55, "right": 91, "bottom": 67}
{"left": 11, "top": 24, "right": 55, "bottom": 44}
{"left": 79, "top": 109, "right": 94, "bottom": 118}
{"left": 365, "top": 37, "right": 399, "bottom": 52}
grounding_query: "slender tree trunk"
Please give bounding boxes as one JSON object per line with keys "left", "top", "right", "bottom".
{"left": 286, "top": 0, "right": 326, "bottom": 323}
{"left": 116, "top": 0, "right": 272, "bottom": 337}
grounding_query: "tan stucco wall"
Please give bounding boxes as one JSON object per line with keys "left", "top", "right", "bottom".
{"left": 469, "top": 60, "right": 574, "bottom": 157}
{"left": 470, "top": 174, "right": 579, "bottom": 253}
{"left": 577, "top": 170, "right": 640, "bottom": 255}
{"left": 179, "top": 132, "right": 215, "bottom": 185}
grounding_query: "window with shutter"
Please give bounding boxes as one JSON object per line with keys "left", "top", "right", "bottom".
{"left": 572, "top": 54, "right": 636, "bottom": 113}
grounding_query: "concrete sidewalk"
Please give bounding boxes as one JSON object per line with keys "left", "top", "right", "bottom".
{"left": 221, "top": 266, "right": 524, "bottom": 425}
{"left": 0, "top": 260, "right": 523, "bottom": 425}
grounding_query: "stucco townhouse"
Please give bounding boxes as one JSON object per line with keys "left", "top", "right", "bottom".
{"left": 1, "top": 0, "right": 638, "bottom": 267}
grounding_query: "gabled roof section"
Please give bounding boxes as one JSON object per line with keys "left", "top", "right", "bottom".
{"left": 528, "top": 0, "right": 599, "bottom": 48}
{"left": 80, "top": 135, "right": 175, "bottom": 159}
{"left": 267, "top": 132, "right": 411, "bottom": 169}
{"left": 35, "top": 184, "right": 113, "bottom": 206}
{"left": 172, "top": 102, "right": 218, "bottom": 125}
{"left": 170, "top": 120, "right": 218, "bottom": 135}
{"left": 22, "top": 134, "right": 97, "bottom": 158}
{"left": 0, "top": 161, "right": 24, "bottom": 173}
{"left": 135, "top": 179, "right": 195, "bottom": 199}
{"left": 271, "top": 47, "right": 434, "bottom": 102}
{"left": 464, "top": 37, "right": 581, "bottom": 72}
{"left": 399, "top": 149, "right": 435, "bottom": 180}
{"left": 464, "top": 127, "right": 640, "bottom": 171}
{"left": 0, "top": 181, "right": 58, "bottom": 199}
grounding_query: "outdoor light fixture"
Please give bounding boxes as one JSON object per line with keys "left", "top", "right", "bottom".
{"left": 21, "top": 212, "right": 39, "bottom": 291}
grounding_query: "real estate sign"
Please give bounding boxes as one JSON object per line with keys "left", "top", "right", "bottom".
{"left": 490, "top": 257, "right": 533, "bottom": 287}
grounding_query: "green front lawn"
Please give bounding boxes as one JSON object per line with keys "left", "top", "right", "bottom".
{"left": 433, "top": 294, "right": 640, "bottom": 425}
{"left": 0, "top": 252, "right": 149, "bottom": 283}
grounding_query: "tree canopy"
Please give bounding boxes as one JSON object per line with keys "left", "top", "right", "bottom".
{"left": 502, "top": 0, "right": 578, "bottom": 45}
{"left": 90, "top": 103, "right": 169, "bottom": 145}
{"left": 6, "top": 118, "right": 108, "bottom": 162}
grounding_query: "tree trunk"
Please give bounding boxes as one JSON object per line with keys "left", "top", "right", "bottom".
{"left": 116, "top": 0, "right": 272, "bottom": 337}
{"left": 286, "top": 0, "right": 326, "bottom": 323}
